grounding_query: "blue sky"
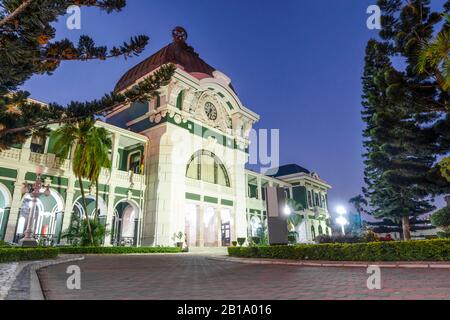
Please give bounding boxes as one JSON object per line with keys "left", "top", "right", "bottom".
{"left": 21, "top": 0, "right": 446, "bottom": 213}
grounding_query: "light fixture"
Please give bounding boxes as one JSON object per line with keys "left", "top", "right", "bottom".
{"left": 283, "top": 205, "right": 292, "bottom": 216}
{"left": 336, "top": 205, "right": 347, "bottom": 216}
{"left": 336, "top": 215, "right": 349, "bottom": 236}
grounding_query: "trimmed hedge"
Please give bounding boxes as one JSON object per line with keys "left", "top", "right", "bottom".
{"left": 228, "top": 239, "right": 450, "bottom": 262}
{"left": 0, "top": 246, "right": 182, "bottom": 263}
{"left": 57, "top": 246, "right": 182, "bottom": 254}
{"left": 0, "top": 248, "right": 59, "bottom": 263}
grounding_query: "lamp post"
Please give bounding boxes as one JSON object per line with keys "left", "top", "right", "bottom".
{"left": 335, "top": 205, "right": 348, "bottom": 236}
{"left": 19, "top": 170, "right": 51, "bottom": 247}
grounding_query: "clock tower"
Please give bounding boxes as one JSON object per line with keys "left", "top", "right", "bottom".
{"left": 107, "top": 28, "right": 259, "bottom": 247}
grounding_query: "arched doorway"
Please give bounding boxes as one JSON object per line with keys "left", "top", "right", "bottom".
{"left": 0, "top": 183, "right": 12, "bottom": 241}
{"left": 111, "top": 200, "right": 139, "bottom": 246}
{"left": 15, "top": 189, "right": 64, "bottom": 245}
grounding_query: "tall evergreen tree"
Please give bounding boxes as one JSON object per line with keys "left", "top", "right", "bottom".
{"left": 0, "top": 0, "right": 175, "bottom": 149}
{"left": 361, "top": 1, "right": 450, "bottom": 240}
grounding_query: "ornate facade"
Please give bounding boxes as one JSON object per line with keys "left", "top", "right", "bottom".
{"left": 0, "top": 28, "right": 332, "bottom": 247}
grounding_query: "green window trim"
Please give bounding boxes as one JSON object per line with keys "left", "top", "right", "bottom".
{"left": 203, "top": 196, "right": 218, "bottom": 204}
{"left": 186, "top": 192, "right": 201, "bottom": 201}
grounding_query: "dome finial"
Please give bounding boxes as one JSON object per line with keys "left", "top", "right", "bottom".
{"left": 172, "top": 26, "right": 188, "bottom": 43}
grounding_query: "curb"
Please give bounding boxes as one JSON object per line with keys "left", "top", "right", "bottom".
{"left": 4, "top": 255, "right": 85, "bottom": 300}
{"left": 208, "top": 256, "right": 450, "bottom": 269}
{"left": 30, "top": 255, "right": 85, "bottom": 300}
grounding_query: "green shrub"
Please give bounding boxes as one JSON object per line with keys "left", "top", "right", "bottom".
{"left": 62, "top": 215, "right": 108, "bottom": 247}
{"left": 0, "top": 248, "right": 59, "bottom": 263}
{"left": 437, "top": 232, "right": 450, "bottom": 239}
{"left": 251, "top": 237, "right": 261, "bottom": 245}
{"left": 228, "top": 239, "right": 450, "bottom": 262}
{"left": 431, "top": 207, "right": 450, "bottom": 232}
{"left": 231, "top": 241, "right": 238, "bottom": 247}
{"left": 237, "top": 238, "right": 246, "bottom": 247}
{"left": 0, "top": 240, "right": 11, "bottom": 248}
{"left": 57, "top": 246, "right": 182, "bottom": 254}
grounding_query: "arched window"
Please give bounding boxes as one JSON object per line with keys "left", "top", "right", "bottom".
{"left": 311, "top": 225, "right": 316, "bottom": 241}
{"left": 186, "top": 150, "right": 231, "bottom": 187}
{"left": 176, "top": 91, "right": 184, "bottom": 110}
{"left": 318, "top": 225, "right": 323, "bottom": 235}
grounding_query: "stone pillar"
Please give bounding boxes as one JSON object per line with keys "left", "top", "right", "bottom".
{"left": 61, "top": 176, "right": 76, "bottom": 236}
{"left": 104, "top": 184, "right": 116, "bottom": 246}
{"left": 257, "top": 176, "right": 262, "bottom": 200}
{"left": 215, "top": 208, "right": 221, "bottom": 247}
{"left": 196, "top": 205, "right": 204, "bottom": 247}
{"left": 4, "top": 169, "right": 27, "bottom": 242}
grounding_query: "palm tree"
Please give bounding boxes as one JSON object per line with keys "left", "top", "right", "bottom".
{"left": 51, "top": 118, "right": 111, "bottom": 244}
{"left": 84, "top": 126, "right": 112, "bottom": 219}
{"left": 417, "top": 14, "right": 450, "bottom": 93}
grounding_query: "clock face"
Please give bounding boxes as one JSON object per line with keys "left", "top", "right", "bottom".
{"left": 204, "top": 102, "right": 218, "bottom": 121}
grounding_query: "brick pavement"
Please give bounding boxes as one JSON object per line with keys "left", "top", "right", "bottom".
{"left": 37, "top": 254, "right": 450, "bottom": 300}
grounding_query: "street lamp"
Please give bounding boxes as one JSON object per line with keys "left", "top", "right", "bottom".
{"left": 335, "top": 205, "right": 348, "bottom": 236}
{"left": 19, "top": 170, "right": 51, "bottom": 247}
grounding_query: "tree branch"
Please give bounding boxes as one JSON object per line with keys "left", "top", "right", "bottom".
{"left": 0, "top": 0, "right": 33, "bottom": 28}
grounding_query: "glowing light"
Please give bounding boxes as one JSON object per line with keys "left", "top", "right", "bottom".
{"left": 283, "top": 205, "right": 292, "bottom": 216}
{"left": 336, "top": 205, "right": 347, "bottom": 215}
{"left": 336, "top": 216, "right": 349, "bottom": 227}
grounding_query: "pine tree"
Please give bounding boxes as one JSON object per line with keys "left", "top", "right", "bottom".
{"left": 361, "top": 1, "right": 450, "bottom": 240}
{"left": 0, "top": 0, "right": 175, "bottom": 149}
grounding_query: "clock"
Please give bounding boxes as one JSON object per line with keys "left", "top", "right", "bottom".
{"left": 204, "top": 102, "right": 218, "bottom": 121}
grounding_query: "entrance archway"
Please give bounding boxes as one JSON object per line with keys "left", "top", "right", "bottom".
{"left": 15, "top": 189, "right": 64, "bottom": 245}
{"left": 184, "top": 203, "right": 233, "bottom": 248}
{"left": 111, "top": 200, "right": 140, "bottom": 246}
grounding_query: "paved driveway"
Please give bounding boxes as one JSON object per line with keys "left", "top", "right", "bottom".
{"left": 38, "top": 254, "right": 450, "bottom": 300}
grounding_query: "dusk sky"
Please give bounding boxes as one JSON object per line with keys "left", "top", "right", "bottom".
{"left": 20, "top": 0, "right": 446, "bottom": 214}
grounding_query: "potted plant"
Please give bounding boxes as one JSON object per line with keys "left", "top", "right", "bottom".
{"left": 251, "top": 236, "right": 261, "bottom": 246}
{"left": 172, "top": 232, "right": 184, "bottom": 249}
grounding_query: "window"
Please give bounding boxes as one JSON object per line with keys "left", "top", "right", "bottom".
{"left": 186, "top": 150, "right": 230, "bottom": 187}
{"left": 307, "top": 191, "right": 313, "bottom": 208}
{"left": 176, "top": 91, "right": 184, "bottom": 110}
{"left": 318, "top": 225, "right": 323, "bottom": 235}
{"left": 314, "top": 193, "right": 320, "bottom": 207}
{"left": 128, "top": 151, "right": 142, "bottom": 174}
{"left": 311, "top": 225, "right": 316, "bottom": 241}
{"left": 30, "top": 135, "right": 46, "bottom": 154}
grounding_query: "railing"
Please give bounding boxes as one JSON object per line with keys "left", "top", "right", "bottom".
{"left": 112, "top": 237, "right": 135, "bottom": 247}
{"left": 14, "top": 233, "right": 56, "bottom": 246}
{"left": 0, "top": 148, "right": 21, "bottom": 161}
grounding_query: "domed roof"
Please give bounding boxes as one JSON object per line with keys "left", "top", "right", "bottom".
{"left": 115, "top": 27, "right": 217, "bottom": 92}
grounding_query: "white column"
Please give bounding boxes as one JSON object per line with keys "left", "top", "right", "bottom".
{"left": 196, "top": 205, "right": 204, "bottom": 247}
{"left": 61, "top": 176, "right": 76, "bottom": 237}
{"left": 4, "top": 169, "right": 26, "bottom": 242}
